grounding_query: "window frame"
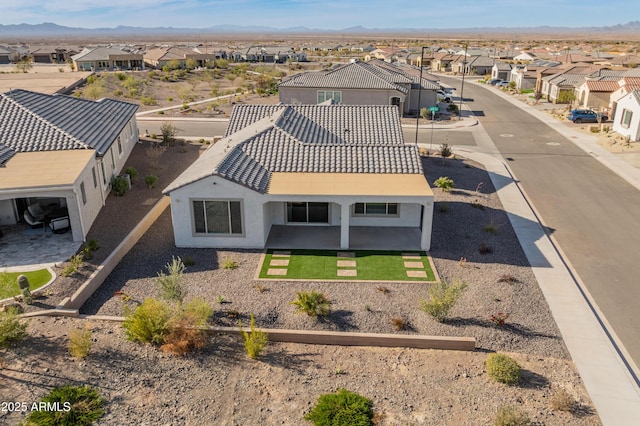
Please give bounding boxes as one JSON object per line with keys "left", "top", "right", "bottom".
{"left": 317, "top": 90, "right": 342, "bottom": 104}
{"left": 621, "top": 108, "right": 633, "bottom": 129}
{"left": 353, "top": 202, "right": 399, "bottom": 217}
{"left": 191, "top": 199, "right": 244, "bottom": 236}
{"left": 80, "top": 182, "right": 87, "bottom": 205}
{"left": 286, "top": 202, "right": 330, "bottom": 224}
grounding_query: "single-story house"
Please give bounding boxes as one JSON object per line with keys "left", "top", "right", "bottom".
{"left": 513, "top": 52, "right": 537, "bottom": 62}
{"left": 242, "top": 47, "right": 305, "bottom": 63}
{"left": 71, "top": 46, "right": 145, "bottom": 71}
{"left": 163, "top": 104, "right": 434, "bottom": 250}
{"left": 278, "top": 60, "right": 439, "bottom": 116}
{"left": 576, "top": 80, "right": 621, "bottom": 109}
{"left": 0, "top": 89, "right": 139, "bottom": 241}
{"left": 491, "top": 62, "right": 512, "bottom": 80}
{"left": 144, "top": 47, "right": 217, "bottom": 69}
{"left": 30, "top": 46, "right": 78, "bottom": 64}
{"left": 612, "top": 90, "right": 640, "bottom": 142}
{"left": 0, "top": 45, "right": 18, "bottom": 64}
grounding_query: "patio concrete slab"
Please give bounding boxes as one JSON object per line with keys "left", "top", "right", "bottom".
{"left": 266, "top": 268, "right": 287, "bottom": 276}
{"left": 337, "top": 260, "right": 356, "bottom": 267}
{"left": 337, "top": 269, "right": 357, "bottom": 277}
{"left": 269, "top": 259, "right": 289, "bottom": 266}
{"left": 337, "top": 252, "right": 355, "bottom": 258}
{"left": 404, "top": 261, "right": 424, "bottom": 269}
{"left": 407, "top": 270, "right": 427, "bottom": 278}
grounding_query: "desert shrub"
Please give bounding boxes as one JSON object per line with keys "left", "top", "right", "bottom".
{"left": 141, "top": 96, "right": 156, "bottom": 106}
{"left": 390, "top": 317, "right": 407, "bottom": 331}
{"left": 420, "top": 279, "right": 467, "bottom": 322}
{"left": 438, "top": 202, "right": 449, "bottom": 213}
{"left": 115, "top": 72, "right": 127, "bottom": 81}
{"left": 549, "top": 387, "right": 575, "bottom": 412}
{"left": 494, "top": 405, "right": 530, "bottom": 426}
{"left": 290, "top": 291, "right": 332, "bottom": 318}
{"left": 125, "top": 166, "right": 138, "bottom": 181}
{"left": 25, "top": 385, "right": 105, "bottom": 426}
{"left": 160, "top": 298, "right": 212, "bottom": 356}
{"left": 0, "top": 307, "right": 28, "bottom": 348}
{"left": 145, "top": 175, "right": 159, "bottom": 188}
{"left": 376, "top": 286, "right": 390, "bottom": 295}
{"left": 490, "top": 312, "right": 510, "bottom": 326}
{"left": 479, "top": 243, "right": 493, "bottom": 255}
{"left": 222, "top": 257, "right": 239, "bottom": 270}
{"left": 447, "top": 103, "right": 459, "bottom": 115}
{"left": 68, "top": 327, "right": 92, "bottom": 359}
{"left": 498, "top": 274, "right": 518, "bottom": 284}
{"left": 439, "top": 142, "right": 452, "bottom": 157}
{"left": 484, "top": 223, "right": 498, "bottom": 234}
{"left": 112, "top": 175, "right": 129, "bottom": 196}
{"left": 434, "top": 176, "right": 455, "bottom": 191}
{"left": 156, "top": 256, "right": 186, "bottom": 302}
{"left": 304, "top": 388, "right": 373, "bottom": 426}
{"left": 61, "top": 254, "right": 83, "bottom": 277}
{"left": 239, "top": 314, "right": 268, "bottom": 359}
{"left": 123, "top": 298, "right": 173, "bottom": 345}
{"left": 486, "top": 353, "right": 521, "bottom": 385}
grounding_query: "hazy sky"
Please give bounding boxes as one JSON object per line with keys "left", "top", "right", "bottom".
{"left": 0, "top": 0, "right": 635, "bottom": 29}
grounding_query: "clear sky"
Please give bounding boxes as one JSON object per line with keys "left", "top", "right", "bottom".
{"left": 0, "top": 0, "right": 635, "bottom": 30}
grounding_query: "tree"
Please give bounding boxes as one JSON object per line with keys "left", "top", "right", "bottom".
{"left": 215, "top": 59, "right": 229, "bottom": 69}
{"left": 185, "top": 58, "right": 199, "bottom": 70}
{"left": 557, "top": 90, "right": 576, "bottom": 106}
{"left": 160, "top": 123, "right": 179, "bottom": 145}
{"left": 15, "top": 57, "right": 33, "bottom": 73}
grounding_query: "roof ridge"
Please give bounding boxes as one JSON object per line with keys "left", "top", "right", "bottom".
{"left": 1, "top": 91, "right": 91, "bottom": 150}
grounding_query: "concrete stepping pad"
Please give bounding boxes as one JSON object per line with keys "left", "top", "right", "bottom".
{"left": 337, "top": 260, "right": 356, "bottom": 267}
{"left": 404, "top": 261, "right": 425, "bottom": 269}
{"left": 337, "top": 252, "right": 355, "bottom": 258}
{"left": 267, "top": 268, "right": 287, "bottom": 276}
{"left": 402, "top": 255, "right": 422, "bottom": 260}
{"left": 406, "top": 270, "right": 427, "bottom": 278}
{"left": 270, "top": 259, "right": 290, "bottom": 266}
{"left": 337, "top": 269, "right": 357, "bottom": 277}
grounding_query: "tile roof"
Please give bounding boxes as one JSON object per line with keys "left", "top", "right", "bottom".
{"left": 584, "top": 80, "right": 620, "bottom": 92}
{"left": 72, "top": 46, "right": 143, "bottom": 62}
{"left": 279, "top": 61, "right": 411, "bottom": 93}
{"left": 0, "top": 89, "right": 138, "bottom": 165}
{"left": 165, "top": 104, "right": 421, "bottom": 194}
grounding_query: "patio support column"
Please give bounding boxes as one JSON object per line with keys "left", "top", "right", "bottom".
{"left": 420, "top": 200, "right": 434, "bottom": 251}
{"left": 340, "top": 202, "right": 350, "bottom": 249}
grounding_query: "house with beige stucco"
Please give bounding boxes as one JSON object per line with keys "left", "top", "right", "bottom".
{"left": 0, "top": 89, "right": 138, "bottom": 241}
{"left": 163, "top": 104, "right": 434, "bottom": 251}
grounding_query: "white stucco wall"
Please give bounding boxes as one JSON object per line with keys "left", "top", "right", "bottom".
{"left": 349, "top": 203, "right": 421, "bottom": 227}
{"left": 613, "top": 93, "right": 640, "bottom": 142}
{"left": 279, "top": 87, "right": 405, "bottom": 108}
{"left": 169, "top": 176, "right": 267, "bottom": 248}
{"left": 0, "top": 199, "right": 16, "bottom": 225}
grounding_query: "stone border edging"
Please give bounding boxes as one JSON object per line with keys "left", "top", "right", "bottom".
{"left": 63, "top": 313, "right": 476, "bottom": 351}
{"left": 62, "top": 196, "right": 170, "bottom": 310}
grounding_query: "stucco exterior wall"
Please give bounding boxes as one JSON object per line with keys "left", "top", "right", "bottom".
{"left": 279, "top": 87, "right": 405, "bottom": 108}
{"left": 349, "top": 203, "right": 421, "bottom": 227}
{"left": 0, "top": 199, "right": 16, "bottom": 225}
{"left": 613, "top": 93, "right": 640, "bottom": 142}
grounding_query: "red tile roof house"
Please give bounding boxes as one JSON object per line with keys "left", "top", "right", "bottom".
{"left": 0, "top": 89, "right": 138, "bottom": 242}
{"left": 163, "top": 104, "right": 434, "bottom": 251}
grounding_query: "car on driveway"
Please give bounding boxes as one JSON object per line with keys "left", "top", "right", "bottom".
{"left": 496, "top": 81, "right": 511, "bottom": 87}
{"left": 567, "top": 109, "right": 608, "bottom": 123}
{"left": 488, "top": 79, "right": 502, "bottom": 85}
{"left": 437, "top": 90, "right": 452, "bottom": 103}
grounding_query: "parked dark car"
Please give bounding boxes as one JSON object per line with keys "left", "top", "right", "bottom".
{"left": 488, "top": 78, "right": 502, "bottom": 85}
{"left": 567, "top": 109, "right": 608, "bottom": 123}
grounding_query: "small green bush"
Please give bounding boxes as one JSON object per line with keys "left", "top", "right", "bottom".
{"left": 494, "top": 405, "right": 530, "bottom": 426}
{"left": 145, "top": 175, "right": 159, "bottom": 188}
{"left": 486, "top": 353, "right": 521, "bottom": 385}
{"left": 68, "top": 327, "right": 92, "bottom": 359}
{"left": 420, "top": 279, "right": 467, "bottom": 322}
{"left": 290, "top": 291, "right": 331, "bottom": 318}
{"left": 61, "top": 254, "right": 83, "bottom": 277}
{"left": 156, "top": 256, "right": 185, "bottom": 302}
{"left": 125, "top": 166, "right": 138, "bottom": 181}
{"left": 240, "top": 314, "right": 268, "bottom": 359}
{"left": 439, "top": 142, "right": 452, "bottom": 158}
{"left": 304, "top": 388, "right": 373, "bottom": 426}
{"left": 222, "top": 257, "right": 239, "bottom": 270}
{"left": 112, "top": 175, "right": 129, "bottom": 196}
{"left": 0, "top": 307, "right": 28, "bottom": 348}
{"left": 434, "top": 176, "right": 455, "bottom": 192}
{"left": 160, "top": 298, "right": 213, "bottom": 356}
{"left": 123, "top": 298, "right": 173, "bottom": 345}
{"left": 141, "top": 96, "right": 156, "bottom": 106}
{"left": 26, "top": 385, "right": 105, "bottom": 426}
{"left": 549, "top": 387, "right": 575, "bottom": 412}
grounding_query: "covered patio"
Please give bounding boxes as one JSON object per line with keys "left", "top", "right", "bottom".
{"left": 265, "top": 225, "right": 423, "bottom": 250}
{"left": 0, "top": 222, "right": 81, "bottom": 270}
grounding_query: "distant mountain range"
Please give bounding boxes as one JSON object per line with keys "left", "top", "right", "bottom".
{"left": 1, "top": 21, "right": 640, "bottom": 38}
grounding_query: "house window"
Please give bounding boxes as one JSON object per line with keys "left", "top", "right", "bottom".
{"left": 80, "top": 182, "right": 87, "bottom": 205}
{"left": 117, "top": 136, "right": 123, "bottom": 155}
{"left": 287, "top": 202, "right": 329, "bottom": 223}
{"left": 92, "top": 167, "right": 97, "bottom": 188}
{"left": 621, "top": 109, "right": 633, "bottom": 129}
{"left": 317, "top": 90, "right": 342, "bottom": 104}
{"left": 100, "top": 161, "right": 107, "bottom": 186}
{"left": 97, "top": 61, "right": 109, "bottom": 69}
{"left": 354, "top": 203, "right": 398, "bottom": 216}
{"left": 192, "top": 200, "right": 243, "bottom": 235}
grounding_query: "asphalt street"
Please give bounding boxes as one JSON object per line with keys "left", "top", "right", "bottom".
{"left": 440, "top": 76, "right": 640, "bottom": 371}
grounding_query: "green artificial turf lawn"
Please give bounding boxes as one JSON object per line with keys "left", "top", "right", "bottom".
{"left": 0, "top": 269, "right": 52, "bottom": 299}
{"left": 259, "top": 250, "right": 435, "bottom": 281}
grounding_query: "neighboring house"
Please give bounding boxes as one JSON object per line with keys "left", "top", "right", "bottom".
{"left": 144, "top": 47, "right": 216, "bottom": 69}
{"left": 0, "top": 45, "right": 17, "bottom": 64}
{"left": 0, "top": 89, "right": 139, "bottom": 241}
{"left": 431, "top": 53, "right": 464, "bottom": 72}
{"left": 71, "top": 46, "right": 145, "bottom": 71}
{"left": 576, "top": 80, "right": 620, "bottom": 109}
{"left": 541, "top": 65, "right": 598, "bottom": 103}
{"left": 465, "top": 55, "right": 495, "bottom": 76}
{"left": 513, "top": 52, "right": 537, "bottom": 62}
{"left": 242, "top": 46, "right": 305, "bottom": 63}
{"left": 491, "top": 62, "right": 512, "bottom": 80}
{"left": 30, "top": 46, "right": 78, "bottom": 64}
{"left": 278, "top": 60, "right": 439, "bottom": 115}
{"left": 365, "top": 48, "right": 401, "bottom": 63}
{"left": 612, "top": 90, "right": 640, "bottom": 142}
{"left": 608, "top": 55, "right": 640, "bottom": 68}
{"left": 163, "top": 104, "right": 434, "bottom": 250}
{"left": 609, "top": 76, "right": 640, "bottom": 119}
